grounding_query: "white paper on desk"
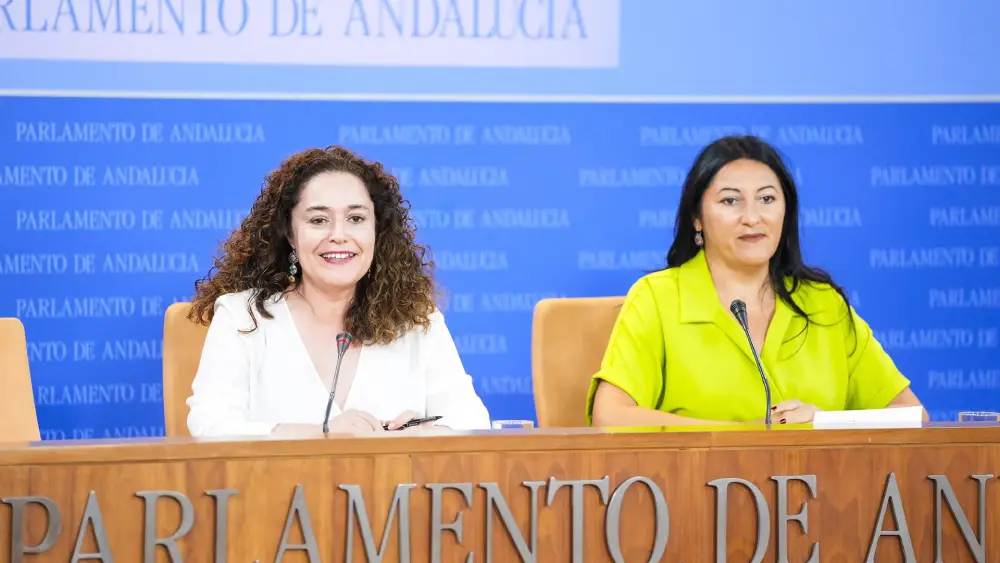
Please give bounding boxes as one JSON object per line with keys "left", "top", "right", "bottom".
{"left": 813, "top": 406, "right": 924, "bottom": 429}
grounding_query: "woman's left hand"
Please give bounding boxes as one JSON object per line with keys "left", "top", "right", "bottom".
{"left": 772, "top": 399, "right": 822, "bottom": 424}
{"left": 382, "top": 410, "right": 443, "bottom": 431}
{"left": 382, "top": 410, "right": 420, "bottom": 430}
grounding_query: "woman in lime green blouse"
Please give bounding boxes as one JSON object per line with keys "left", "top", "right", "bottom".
{"left": 587, "top": 135, "right": 926, "bottom": 427}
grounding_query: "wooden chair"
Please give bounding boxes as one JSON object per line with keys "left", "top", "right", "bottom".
{"left": 531, "top": 297, "right": 624, "bottom": 428}
{"left": 0, "top": 318, "right": 40, "bottom": 441}
{"left": 162, "top": 303, "right": 209, "bottom": 437}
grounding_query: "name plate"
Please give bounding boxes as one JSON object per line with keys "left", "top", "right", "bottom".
{"left": 813, "top": 405, "right": 924, "bottom": 429}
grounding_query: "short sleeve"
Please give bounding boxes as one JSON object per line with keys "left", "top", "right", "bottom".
{"left": 585, "top": 278, "right": 666, "bottom": 424}
{"left": 423, "top": 311, "right": 492, "bottom": 430}
{"left": 843, "top": 306, "right": 911, "bottom": 410}
{"left": 186, "top": 297, "right": 277, "bottom": 437}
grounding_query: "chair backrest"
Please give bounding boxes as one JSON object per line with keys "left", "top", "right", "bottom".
{"left": 162, "top": 302, "right": 209, "bottom": 437}
{"left": 531, "top": 296, "right": 625, "bottom": 428}
{"left": 0, "top": 318, "right": 40, "bottom": 442}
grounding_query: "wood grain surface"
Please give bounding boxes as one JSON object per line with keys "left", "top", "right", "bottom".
{"left": 1, "top": 423, "right": 997, "bottom": 562}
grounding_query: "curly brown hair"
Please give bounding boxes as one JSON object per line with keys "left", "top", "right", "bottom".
{"left": 188, "top": 145, "right": 437, "bottom": 344}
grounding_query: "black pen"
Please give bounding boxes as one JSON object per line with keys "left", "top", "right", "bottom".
{"left": 384, "top": 415, "right": 443, "bottom": 431}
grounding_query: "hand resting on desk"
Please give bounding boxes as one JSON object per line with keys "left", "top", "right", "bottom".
{"left": 763, "top": 399, "right": 822, "bottom": 425}
{"left": 274, "top": 409, "right": 386, "bottom": 435}
{"left": 383, "top": 410, "right": 448, "bottom": 431}
{"left": 273, "top": 409, "right": 451, "bottom": 436}
{"left": 750, "top": 391, "right": 929, "bottom": 425}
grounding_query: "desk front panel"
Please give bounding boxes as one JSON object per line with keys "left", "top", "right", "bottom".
{"left": 0, "top": 427, "right": 997, "bottom": 562}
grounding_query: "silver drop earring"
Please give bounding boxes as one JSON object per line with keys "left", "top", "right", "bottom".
{"left": 694, "top": 230, "right": 704, "bottom": 246}
{"left": 287, "top": 249, "right": 299, "bottom": 284}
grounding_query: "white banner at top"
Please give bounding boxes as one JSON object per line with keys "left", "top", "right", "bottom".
{"left": 0, "top": 0, "right": 621, "bottom": 68}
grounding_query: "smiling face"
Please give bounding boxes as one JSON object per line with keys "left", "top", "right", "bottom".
{"left": 288, "top": 171, "right": 376, "bottom": 294}
{"left": 694, "top": 158, "right": 786, "bottom": 270}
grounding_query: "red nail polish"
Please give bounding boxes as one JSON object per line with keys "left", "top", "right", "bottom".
{"left": 780, "top": 419, "right": 786, "bottom": 424}
{"left": 772, "top": 406, "right": 777, "bottom": 410}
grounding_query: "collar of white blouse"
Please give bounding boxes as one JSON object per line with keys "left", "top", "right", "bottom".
{"left": 276, "top": 297, "right": 368, "bottom": 416}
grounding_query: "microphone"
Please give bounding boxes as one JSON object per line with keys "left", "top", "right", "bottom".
{"left": 729, "top": 300, "right": 772, "bottom": 426}
{"left": 322, "top": 332, "right": 354, "bottom": 434}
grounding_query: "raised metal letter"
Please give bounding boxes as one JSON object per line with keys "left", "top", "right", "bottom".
{"left": 929, "top": 474, "right": 993, "bottom": 562}
{"left": 70, "top": 491, "right": 114, "bottom": 562}
{"left": 207, "top": 489, "right": 238, "bottom": 563}
{"left": 605, "top": 476, "right": 669, "bottom": 563}
{"left": 136, "top": 490, "right": 195, "bottom": 563}
{"left": 546, "top": 476, "right": 610, "bottom": 563}
{"left": 772, "top": 475, "right": 819, "bottom": 563}
{"left": 275, "top": 484, "right": 319, "bottom": 562}
{"left": 427, "top": 483, "right": 473, "bottom": 563}
{"left": 707, "top": 478, "right": 769, "bottom": 563}
{"left": 480, "top": 481, "right": 543, "bottom": 563}
{"left": 340, "top": 483, "right": 415, "bottom": 562}
{"left": 2, "top": 495, "right": 61, "bottom": 563}
{"left": 864, "top": 472, "right": 915, "bottom": 562}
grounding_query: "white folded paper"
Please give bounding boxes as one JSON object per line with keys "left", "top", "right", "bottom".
{"left": 813, "top": 406, "right": 924, "bottom": 429}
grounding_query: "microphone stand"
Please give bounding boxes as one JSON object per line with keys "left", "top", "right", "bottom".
{"left": 322, "top": 333, "right": 353, "bottom": 434}
{"left": 730, "top": 300, "right": 773, "bottom": 427}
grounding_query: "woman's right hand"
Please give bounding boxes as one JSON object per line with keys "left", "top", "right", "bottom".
{"left": 748, "top": 399, "right": 822, "bottom": 425}
{"left": 325, "top": 409, "right": 386, "bottom": 434}
{"left": 272, "top": 410, "right": 385, "bottom": 436}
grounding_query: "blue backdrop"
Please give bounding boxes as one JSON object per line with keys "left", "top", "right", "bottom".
{"left": 2, "top": 98, "right": 999, "bottom": 438}
{"left": 0, "top": 1, "right": 998, "bottom": 438}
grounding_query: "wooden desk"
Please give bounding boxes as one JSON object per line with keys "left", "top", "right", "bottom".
{"left": 1, "top": 424, "right": 997, "bottom": 562}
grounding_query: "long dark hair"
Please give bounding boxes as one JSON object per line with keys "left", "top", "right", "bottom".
{"left": 666, "top": 135, "right": 856, "bottom": 349}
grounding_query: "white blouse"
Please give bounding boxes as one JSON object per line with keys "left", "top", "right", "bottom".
{"left": 186, "top": 290, "right": 492, "bottom": 436}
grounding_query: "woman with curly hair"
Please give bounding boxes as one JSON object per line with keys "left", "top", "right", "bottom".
{"left": 184, "top": 146, "right": 491, "bottom": 436}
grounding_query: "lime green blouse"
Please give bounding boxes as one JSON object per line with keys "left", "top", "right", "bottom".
{"left": 586, "top": 251, "right": 910, "bottom": 424}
